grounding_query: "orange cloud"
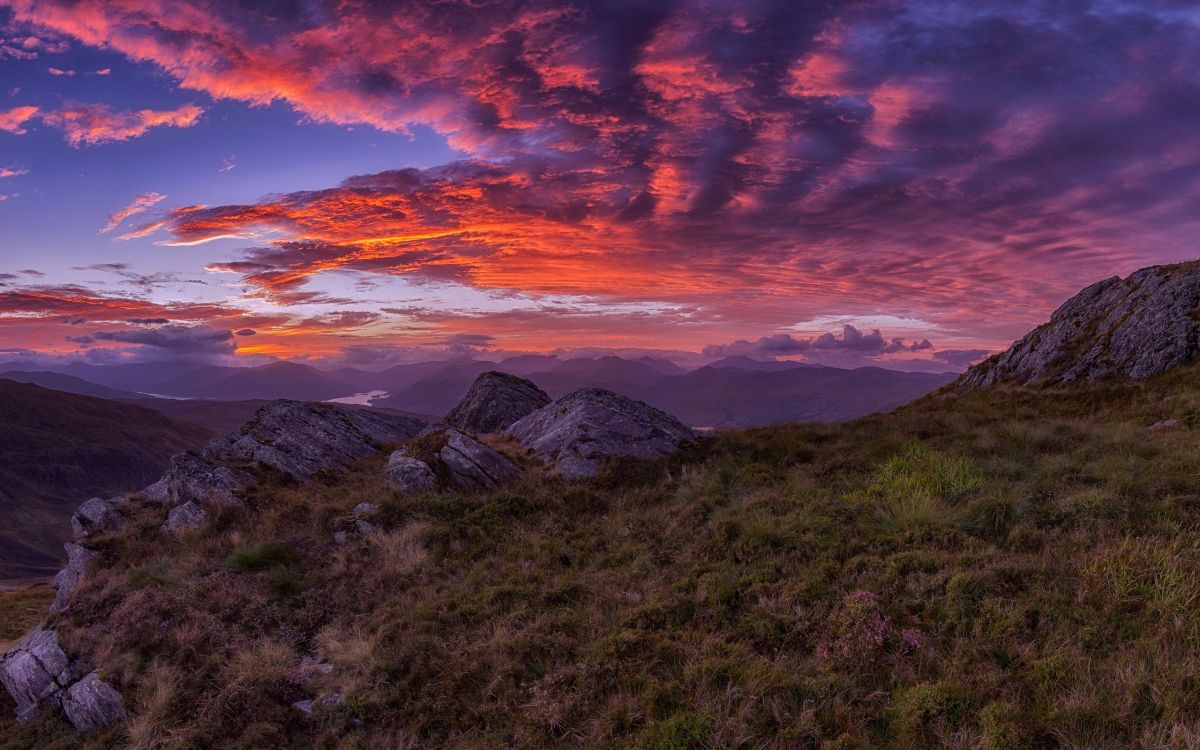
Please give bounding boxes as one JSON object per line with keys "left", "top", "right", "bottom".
{"left": 0, "top": 105, "right": 38, "bottom": 135}
{"left": 40, "top": 103, "right": 203, "bottom": 147}
{"left": 101, "top": 192, "right": 167, "bottom": 234}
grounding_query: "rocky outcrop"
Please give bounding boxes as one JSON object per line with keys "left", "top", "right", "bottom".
{"left": 439, "top": 429, "right": 521, "bottom": 491}
{"left": 51, "top": 543, "right": 98, "bottom": 613}
{"left": 70, "top": 497, "right": 126, "bottom": 540}
{"left": 507, "top": 388, "right": 696, "bottom": 481}
{"left": 385, "top": 454, "right": 439, "bottom": 495}
{"left": 0, "top": 630, "right": 124, "bottom": 731}
{"left": 61, "top": 672, "right": 124, "bottom": 732}
{"left": 161, "top": 501, "right": 208, "bottom": 536}
{"left": 445, "top": 371, "right": 551, "bottom": 434}
{"left": 386, "top": 428, "right": 520, "bottom": 495}
{"left": 960, "top": 262, "right": 1200, "bottom": 388}
{"left": 144, "top": 452, "right": 252, "bottom": 508}
{"left": 0, "top": 628, "right": 71, "bottom": 723}
{"left": 203, "top": 400, "right": 426, "bottom": 479}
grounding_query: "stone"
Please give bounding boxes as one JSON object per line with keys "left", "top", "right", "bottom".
{"left": 61, "top": 672, "right": 124, "bottom": 732}
{"left": 161, "top": 501, "right": 207, "bottom": 536}
{"left": 1149, "top": 418, "right": 1182, "bottom": 430}
{"left": 51, "top": 543, "right": 98, "bottom": 613}
{"left": 385, "top": 453, "right": 439, "bottom": 495}
{"left": 291, "top": 698, "right": 315, "bottom": 715}
{"left": 333, "top": 531, "right": 350, "bottom": 545}
{"left": 71, "top": 497, "right": 126, "bottom": 540}
{"left": 155, "top": 452, "right": 252, "bottom": 508}
{"left": 352, "top": 502, "right": 378, "bottom": 517}
{"left": 438, "top": 429, "right": 521, "bottom": 492}
{"left": 445, "top": 371, "right": 551, "bottom": 434}
{"left": 0, "top": 628, "right": 71, "bottom": 723}
{"left": 507, "top": 388, "right": 696, "bottom": 481}
{"left": 960, "top": 261, "right": 1200, "bottom": 388}
{"left": 354, "top": 519, "right": 379, "bottom": 536}
{"left": 204, "top": 400, "right": 426, "bottom": 480}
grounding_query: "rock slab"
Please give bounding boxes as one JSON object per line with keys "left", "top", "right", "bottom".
{"left": 204, "top": 400, "right": 426, "bottom": 479}
{"left": 507, "top": 388, "right": 696, "bottom": 481}
{"left": 960, "top": 262, "right": 1200, "bottom": 388}
{"left": 445, "top": 371, "right": 551, "bottom": 434}
{"left": 61, "top": 672, "right": 124, "bottom": 732}
{"left": 51, "top": 543, "right": 98, "bottom": 613}
{"left": 0, "top": 628, "right": 71, "bottom": 723}
{"left": 385, "top": 454, "right": 439, "bottom": 495}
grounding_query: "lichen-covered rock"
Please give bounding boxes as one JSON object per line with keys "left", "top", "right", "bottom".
{"left": 438, "top": 429, "right": 521, "bottom": 492}
{"left": 352, "top": 502, "right": 378, "bottom": 517}
{"left": 507, "top": 388, "right": 696, "bottom": 481}
{"left": 70, "top": 497, "right": 126, "bottom": 540}
{"left": 385, "top": 454, "right": 439, "bottom": 495}
{"left": 51, "top": 543, "right": 98, "bottom": 613}
{"left": 445, "top": 371, "right": 551, "bottom": 434}
{"left": 161, "top": 501, "right": 207, "bottom": 536}
{"left": 0, "top": 628, "right": 71, "bottom": 723}
{"left": 960, "top": 262, "right": 1200, "bottom": 388}
{"left": 154, "top": 452, "right": 252, "bottom": 508}
{"left": 204, "top": 400, "right": 426, "bottom": 479}
{"left": 61, "top": 672, "right": 124, "bottom": 732}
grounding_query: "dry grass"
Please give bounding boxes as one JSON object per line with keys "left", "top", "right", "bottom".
{"left": 7, "top": 365, "right": 1200, "bottom": 748}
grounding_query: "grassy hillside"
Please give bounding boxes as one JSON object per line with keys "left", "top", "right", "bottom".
{"left": 8, "top": 367, "right": 1200, "bottom": 748}
{"left": 0, "top": 380, "right": 213, "bottom": 582}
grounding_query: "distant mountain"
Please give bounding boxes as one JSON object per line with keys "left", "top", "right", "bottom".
{"left": 706, "top": 356, "right": 812, "bottom": 372}
{"left": 377, "top": 355, "right": 953, "bottom": 427}
{"left": 150, "top": 361, "right": 357, "bottom": 400}
{"left": 494, "top": 354, "right": 562, "bottom": 376}
{"left": 121, "top": 398, "right": 272, "bottom": 434}
{"left": 0, "top": 380, "right": 212, "bottom": 582}
{"left": 0, "top": 371, "right": 141, "bottom": 401}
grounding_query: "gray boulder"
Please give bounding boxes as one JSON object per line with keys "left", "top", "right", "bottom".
{"left": 0, "top": 628, "right": 71, "bottom": 722}
{"left": 439, "top": 429, "right": 521, "bottom": 492}
{"left": 70, "top": 497, "right": 126, "bottom": 540}
{"left": 204, "top": 400, "right": 426, "bottom": 479}
{"left": 445, "top": 371, "right": 551, "bottom": 434}
{"left": 51, "top": 543, "right": 98, "bottom": 613}
{"left": 352, "top": 502, "right": 378, "bottom": 516}
{"left": 61, "top": 671, "right": 124, "bottom": 732}
{"left": 507, "top": 388, "right": 696, "bottom": 481}
{"left": 385, "top": 454, "right": 439, "bottom": 495}
{"left": 161, "top": 501, "right": 207, "bottom": 536}
{"left": 151, "top": 452, "right": 252, "bottom": 508}
{"left": 960, "top": 262, "right": 1200, "bottom": 388}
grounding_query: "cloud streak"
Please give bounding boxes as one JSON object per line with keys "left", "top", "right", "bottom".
{"left": 101, "top": 192, "right": 166, "bottom": 234}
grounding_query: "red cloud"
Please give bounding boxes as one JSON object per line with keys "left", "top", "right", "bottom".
{"left": 40, "top": 103, "right": 203, "bottom": 147}
{"left": 101, "top": 192, "right": 167, "bottom": 234}
{"left": 0, "top": 105, "right": 38, "bottom": 134}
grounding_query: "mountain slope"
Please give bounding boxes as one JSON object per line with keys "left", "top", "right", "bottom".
{"left": 0, "top": 371, "right": 141, "bottom": 401}
{"left": 13, "top": 362, "right": 1200, "bottom": 747}
{"left": 0, "top": 381, "right": 212, "bottom": 582}
{"left": 152, "top": 361, "right": 357, "bottom": 400}
{"left": 961, "top": 260, "right": 1200, "bottom": 387}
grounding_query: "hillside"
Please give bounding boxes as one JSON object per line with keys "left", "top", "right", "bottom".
{"left": 0, "top": 381, "right": 212, "bottom": 582}
{"left": 150, "top": 362, "right": 357, "bottom": 401}
{"left": 5, "top": 362, "right": 1200, "bottom": 746}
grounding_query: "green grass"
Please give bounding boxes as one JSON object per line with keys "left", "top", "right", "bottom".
{"left": 10, "top": 365, "right": 1200, "bottom": 748}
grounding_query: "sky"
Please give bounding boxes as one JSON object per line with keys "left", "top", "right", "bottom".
{"left": 1, "top": 0, "right": 1198, "bottom": 371}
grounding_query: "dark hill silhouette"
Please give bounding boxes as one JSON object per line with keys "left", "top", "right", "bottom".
{"left": 0, "top": 380, "right": 212, "bottom": 582}
{"left": 151, "top": 361, "right": 357, "bottom": 400}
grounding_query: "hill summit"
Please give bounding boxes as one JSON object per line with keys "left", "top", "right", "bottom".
{"left": 960, "top": 261, "right": 1200, "bottom": 387}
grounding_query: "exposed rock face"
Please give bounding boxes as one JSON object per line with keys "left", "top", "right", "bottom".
{"left": 445, "top": 371, "right": 551, "bottom": 434}
{"left": 385, "top": 454, "right": 439, "bottom": 495}
{"left": 51, "top": 543, "right": 98, "bottom": 613}
{"left": 204, "top": 400, "right": 426, "bottom": 479}
{"left": 0, "top": 628, "right": 71, "bottom": 723}
{"left": 507, "top": 388, "right": 696, "bottom": 481}
{"left": 960, "top": 262, "right": 1200, "bottom": 388}
{"left": 161, "top": 501, "right": 207, "bottom": 536}
{"left": 386, "top": 428, "right": 520, "bottom": 494}
{"left": 439, "top": 429, "right": 521, "bottom": 491}
{"left": 70, "top": 497, "right": 126, "bottom": 540}
{"left": 61, "top": 672, "right": 124, "bottom": 732}
{"left": 147, "top": 452, "right": 252, "bottom": 508}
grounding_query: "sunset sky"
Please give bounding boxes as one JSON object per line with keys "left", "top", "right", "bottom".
{"left": 1, "top": 1, "right": 1198, "bottom": 370}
